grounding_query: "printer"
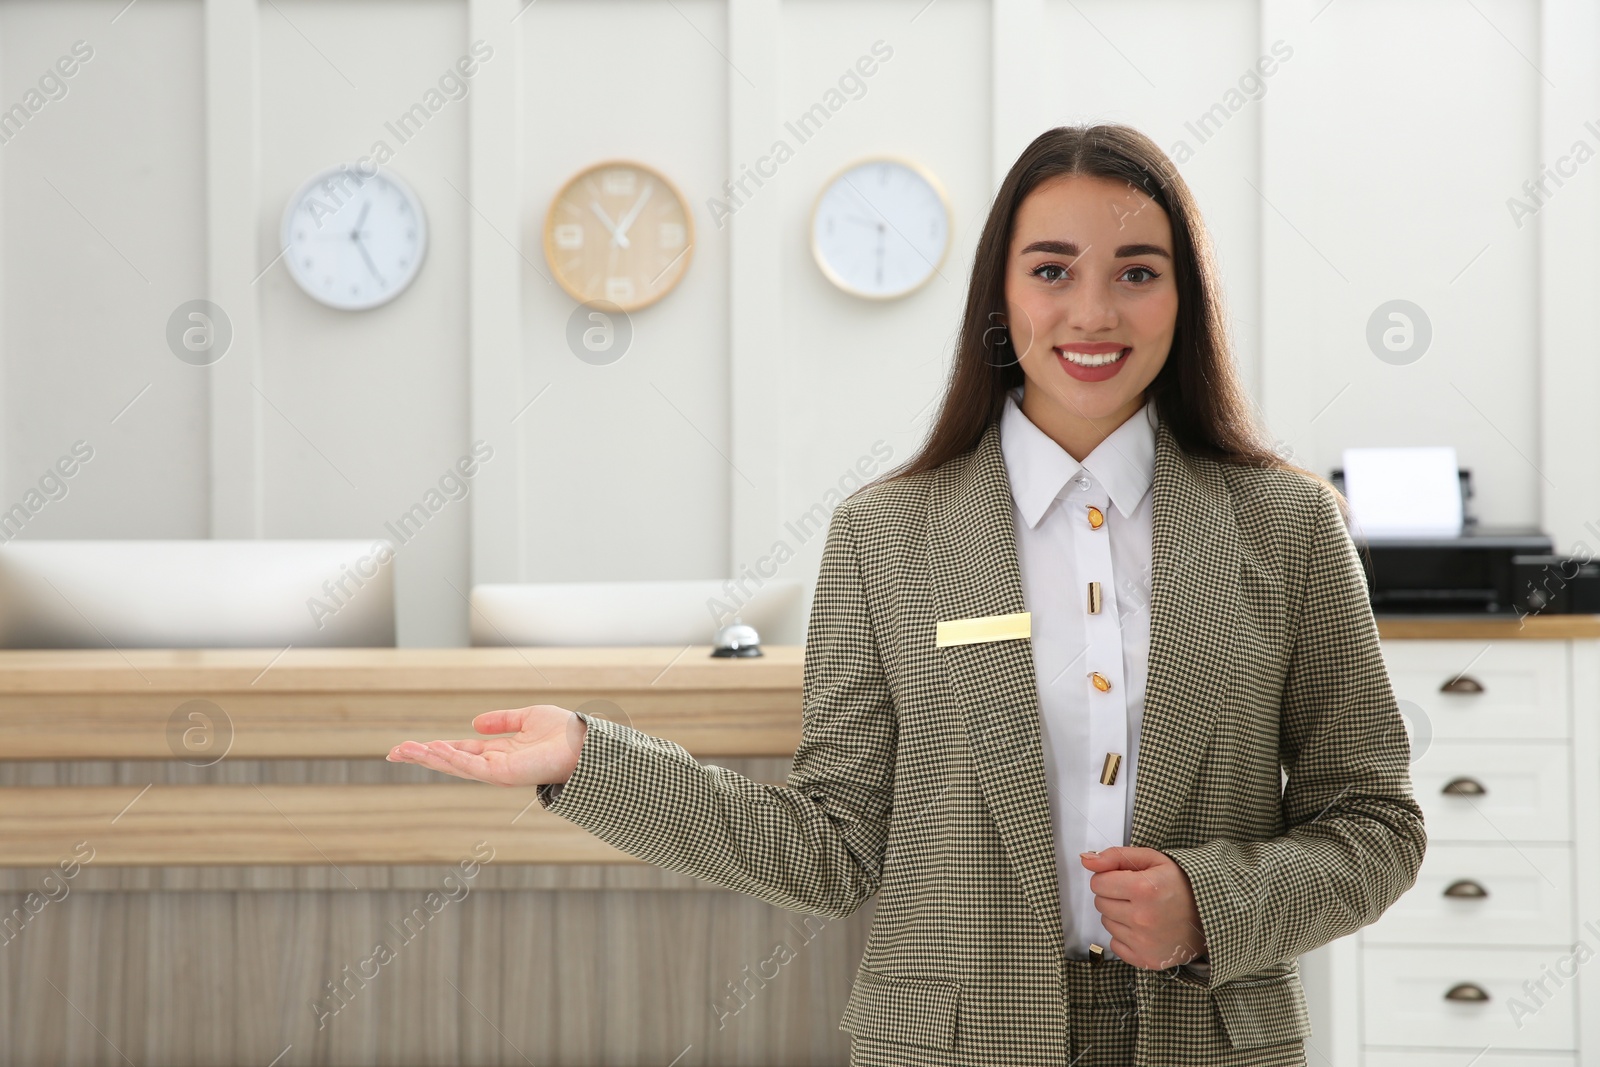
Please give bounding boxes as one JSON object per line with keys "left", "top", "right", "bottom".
{"left": 1331, "top": 467, "right": 1600, "bottom": 615}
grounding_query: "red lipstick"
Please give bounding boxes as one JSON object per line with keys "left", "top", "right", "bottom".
{"left": 1054, "top": 342, "right": 1131, "bottom": 383}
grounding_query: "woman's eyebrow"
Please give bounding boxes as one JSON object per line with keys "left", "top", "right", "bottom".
{"left": 1019, "top": 239, "right": 1171, "bottom": 259}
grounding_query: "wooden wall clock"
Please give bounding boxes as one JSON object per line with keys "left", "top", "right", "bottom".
{"left": 543, "top": 160, "right": 694, "bottom": 312}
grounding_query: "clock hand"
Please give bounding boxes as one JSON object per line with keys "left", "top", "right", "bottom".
{"left": 590, "top": 202, "right": 629, "bottom": 249}
{"left": 352, "top": 201, "right": 371, "bottom": 239}
{"left": 353, "top": 231, "right": 384, "bottom": 284}
{"left": 612, "top": 185, "right": 655, "bottom": 242}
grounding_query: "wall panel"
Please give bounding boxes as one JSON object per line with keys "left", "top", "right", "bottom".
{"left": 0, "top": 0, "right": 208, "bottom": 540}
{"left": 1260, "top": 0, "right": 1541, "bottom": 526}
{"left": 257, "top": 0, "right": 472, "bottom": 646}
{"left": 516, "top": 0, "right": 731, "bottom": 587}
{"left": 773, "top": 0, "right": 992, "bottom": 629}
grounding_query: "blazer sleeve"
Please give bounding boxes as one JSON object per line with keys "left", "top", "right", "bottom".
{"left": 1160, "top": 483, "right": 1428, "bottom": 987}
{"left": 535, "top": 499, "right": 898, "bottom": 918}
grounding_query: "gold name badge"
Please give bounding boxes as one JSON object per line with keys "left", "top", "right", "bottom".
{"left": 935, "top": 611, "right": 1031, "bottom": 648}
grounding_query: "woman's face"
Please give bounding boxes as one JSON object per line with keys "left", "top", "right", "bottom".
{"left": 1003, "top": 173, "right": 1178, "bottom": 433}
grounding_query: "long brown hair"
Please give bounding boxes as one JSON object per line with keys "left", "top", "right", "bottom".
{"left": 866, "top": 123, "right": 1336, "bottom": 507}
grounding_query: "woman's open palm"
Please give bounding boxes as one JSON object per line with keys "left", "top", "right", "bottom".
{"left": 385, "top": 704, "right": 587, "bottom": 788}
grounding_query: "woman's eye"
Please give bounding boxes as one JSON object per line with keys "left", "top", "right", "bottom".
{"left": 1030, "top": 263, "right": 1159, "bottom": 284}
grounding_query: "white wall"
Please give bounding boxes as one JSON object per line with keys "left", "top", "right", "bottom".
{"left": 1259, "top": 0, "right": 1543, "bottom": 526}
{"left": 1, "top": 0, "right": 209, "bottom": 539}
{"left": 2, "top": 0, "right": 1593, "bottom": 648}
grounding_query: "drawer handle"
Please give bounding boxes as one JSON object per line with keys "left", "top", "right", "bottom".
{"left": 1440, "top": 675, "right": 1485, "bottom": 694}
{"left": 1443, "top": 982, "right": 1491, "bottom": 1003}
{"left": 1442, "top": 777, "right": 1487, "bottom": 796}
{"left": 1442, "top": 879, "right": 1489, "bottom": 899}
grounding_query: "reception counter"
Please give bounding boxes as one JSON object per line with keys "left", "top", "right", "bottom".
{"left": 0, "top": 645, "right": 868, "bottom": 1067}
{"left": 2, "top": 617, "right": 1593, "bottom": 1066}
{"left": 0, "top": 645, "right": 805, "bottom": 868}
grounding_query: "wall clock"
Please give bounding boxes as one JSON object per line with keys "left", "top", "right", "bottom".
{"left": 811, "top": 157, "right": 951, "bottom": 300}
{"left": 281, "top": 164, "right": 428, "bottom": 311}
{"left": 543, "top": 160, "right": 694, "bottom": 312}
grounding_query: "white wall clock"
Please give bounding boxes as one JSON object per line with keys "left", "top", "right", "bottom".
{"left": 281, "top": 164, "right": 428, "bottom": 311}
{"left": 811, "top": 157, "right": 951, "bottom": 300}
{"left": 543, "top": 159, "right": 695, "bottom": 312}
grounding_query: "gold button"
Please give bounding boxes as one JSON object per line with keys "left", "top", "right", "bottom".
{"left": 1100, "top": 752, "right": 1122, "bottom": 786}
{"left": 1086, "top": 505, "right": 1105, "bottom": 529}
{"left": 1087, "top": 581, "right": 1102, "bottom": 615}
{"left": 1090, "top": 671, "right": 1111, "bottom": 692}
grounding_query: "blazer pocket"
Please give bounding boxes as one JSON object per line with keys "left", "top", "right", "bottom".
{"left": 839, "top": 965, "right": 961, "bottom": 1052}
{"left": 1211, "top": 970, "right": 1313, "bottom": 1050}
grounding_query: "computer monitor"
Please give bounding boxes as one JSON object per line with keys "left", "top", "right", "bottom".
{"left": 469, "top": 579, "right": 804, "bottom": 647}
{"left": 0, "top": 540, "right": 396, "bottom": 648}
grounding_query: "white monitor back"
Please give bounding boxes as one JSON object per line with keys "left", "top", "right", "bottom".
{"left": 469, "top": 579, "right": 803, "bottom": 647}
{"left": 0, "top": 540, "right": 395, "bottom": 648}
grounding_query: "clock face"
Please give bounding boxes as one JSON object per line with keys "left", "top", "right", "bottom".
{"left": 543, "top": 161, "right": 694, "bottom": 312}
{"left": 281, "top": 165, "right": 427, "bottom": 311}
{"left": 812, "top": 158, "right": 951, "bottom": 299}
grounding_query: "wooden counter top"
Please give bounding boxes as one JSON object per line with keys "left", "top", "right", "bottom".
{"left": 0, "top": 645, "right": 803, "bottom": 761}
{"left": 1374, "top": 614, "right": 1600, "bottom": 639}
{"left": 0, "top": 644, "right": 803, "bottom": 692}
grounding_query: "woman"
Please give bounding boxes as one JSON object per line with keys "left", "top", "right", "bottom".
{"left": 389, "top": 124, "right": 1426, "bottom": 1066}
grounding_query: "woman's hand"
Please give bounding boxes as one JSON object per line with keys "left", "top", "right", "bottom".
{"left": 1080, "top": 846, "right": 1208, "bottom": 969}
{"left": 386, "top": 705, "right": 588, "bottom": 788}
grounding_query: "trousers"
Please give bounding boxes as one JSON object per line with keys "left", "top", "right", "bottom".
{"left": 1064, "top": 955, "right": 1140, "bottom": 1065}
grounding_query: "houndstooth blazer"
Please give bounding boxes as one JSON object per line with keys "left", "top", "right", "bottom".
{"left": 538, "top": 418, "right": 1427, "bottom": 1066}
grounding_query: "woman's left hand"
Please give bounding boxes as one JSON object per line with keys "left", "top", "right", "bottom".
{"left": 1080, "top": 846, "right": 1208, "bottom": 970}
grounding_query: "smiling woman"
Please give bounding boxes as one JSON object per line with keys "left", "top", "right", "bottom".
{"left": 882, "top": 123, "right": 1287, "bottom": 485}
{"left": 389, "top": 124, "right": 1424, "bottom": 1067}
{"left": 1004, "top": 178, "right": 1179, "bottom": 448}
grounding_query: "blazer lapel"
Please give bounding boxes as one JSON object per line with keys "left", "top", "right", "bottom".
{"left": 1130, "top": 422, "right": 1242, "bottom": 849}
{"left": 928, "top": 423, "right": 1065, "bottom": 955}
{"left": 927, "top": 418, "right": 1243, "bottom": 955}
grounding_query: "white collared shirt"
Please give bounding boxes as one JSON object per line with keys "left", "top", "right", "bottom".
{"left": 999, "top": 386, "right": 1156, "bottom": 962}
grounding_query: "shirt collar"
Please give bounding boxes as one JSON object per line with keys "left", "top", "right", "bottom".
{"left": 999, "top": 385, "right": 1158, "bottom": 529}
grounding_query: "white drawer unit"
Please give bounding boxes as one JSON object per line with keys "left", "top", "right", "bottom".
{"left": 1381, "top": 639, "right": 1570, "bottom": 740}
{"left": 1363, "top": 843, "right": 1573, "bottom": 947}
{"left": 1361, "top": 946, "right": 1578, "bottom": 1052}
{"left": 1409, "top": 740, "right": 1572, "bottom": 842}
{"left": 1307, "top": 632, "right": 1600, "bottom": 1067}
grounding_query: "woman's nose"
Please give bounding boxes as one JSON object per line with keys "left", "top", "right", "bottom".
{"left": 1063, "top": 283, "right": 1119, "bottom": 331}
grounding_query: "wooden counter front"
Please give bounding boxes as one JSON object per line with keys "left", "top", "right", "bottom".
{"left": 0, "top": 783, "right": 635, "bottom": 868}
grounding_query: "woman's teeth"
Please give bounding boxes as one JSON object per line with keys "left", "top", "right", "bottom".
{"left": 1057, "top": 347, "right": 1129, "bottom": 367}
